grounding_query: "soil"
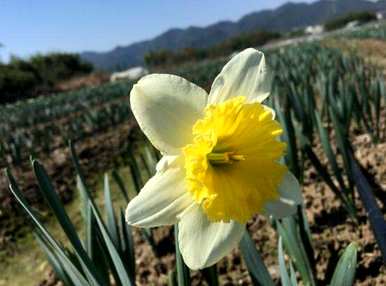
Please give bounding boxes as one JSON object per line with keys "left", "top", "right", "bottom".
{"left": 54, "top": 72, "right": 110, "bottom": 93}
{"left": 111, "top": 127, "right": 386, "bottom": 286}
{"left": 0, "top": 120, "right": 137, "bottom": 255}
{"left": 7, "top": 108, "right": 386, "bottom": 286}
{"left": 7, "top": 119, "right": 386, "bottom": 286}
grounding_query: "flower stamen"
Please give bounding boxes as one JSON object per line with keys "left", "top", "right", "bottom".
{"left": 207, "top": 152, "right": 245, "bottom": 165}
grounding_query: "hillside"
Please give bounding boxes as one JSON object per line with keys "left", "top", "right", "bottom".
{"left": 81, "top": 0, "right": 386, "bottom": 70}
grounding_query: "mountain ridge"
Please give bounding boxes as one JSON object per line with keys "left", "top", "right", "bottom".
{"left": 81, "top": 0, "right": 386, "bottom": 70}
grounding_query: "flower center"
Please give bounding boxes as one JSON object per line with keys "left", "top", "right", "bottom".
{"left": 183, "top": 96, "right": 287, "bottom": 223}
{"left": 207, "top": 152, "right": 245, "bottom": 165}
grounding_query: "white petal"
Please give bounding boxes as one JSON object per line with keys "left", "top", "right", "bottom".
{"left": 264, "top": 171, "right": 303, "bottom": 219}
{"left": 130, "top": 74, "right": 208, "bottom": 155}
{"left": 125, "top": 156, "right": 193, "bottom": 227}
{"left": 177, "top": 205, "right": 245, "bottom": 270}
{"left": 208, "top": 48, "right": 272, "bottom": 105}
{"left": 155, "top": 155, "right": 179, "bottom": 173}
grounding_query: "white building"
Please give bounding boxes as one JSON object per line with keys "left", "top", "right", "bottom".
{"left": 304, "top": 25, "right": 324, "bottom": 35}
{"left": 110, "top": 66, "right": 149, "bottom": 82}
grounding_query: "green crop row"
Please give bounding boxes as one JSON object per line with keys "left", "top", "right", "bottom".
{"left": 0, "top": 81, "right": 133, "bottom": 166}
{"left": 343, "top": 21, "right": 386, "bottom": 39}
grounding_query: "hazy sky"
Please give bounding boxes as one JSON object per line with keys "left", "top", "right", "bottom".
{"left": 0, "top": 0, "right": 315, "bottom": 61}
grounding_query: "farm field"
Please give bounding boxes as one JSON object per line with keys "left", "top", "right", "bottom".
{"left": 1, "top": 23, "right": 386, "bottom": 285}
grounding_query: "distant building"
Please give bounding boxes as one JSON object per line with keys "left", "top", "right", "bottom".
{"left": 110, "top": 66, "right": 148, "bottom": 82}
{"left": 345, "top": 20, "right": 359, "bottom": 30}
{"left": 376, "top": 11, "right": 386, "bottom": 20}
{"left": 304, "top": 25, "right": 324, "bottom": 35}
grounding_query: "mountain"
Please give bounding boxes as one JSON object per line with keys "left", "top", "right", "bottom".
{"left": 81, "top": 0, "right": 386, "bottom": 71}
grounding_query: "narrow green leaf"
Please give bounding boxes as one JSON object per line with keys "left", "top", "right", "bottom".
{"left": 239, "top": 231, "right": 275, "bottom": 286}
{"left": 104, "top": 174, "right": 120, "bottom": 250}
{"left": 349, "top": 154, "right": 386, "bottom": 263}
{"left": 277, "top": 218, "right": 316, "bottom": 286}
{"left": 278, "top": 237, "right": 291, "bottom": 286}
{"left": 202, "top": 265, "right": 219, "bottom": 286}
{"left": 112, "top": 169, "right": 129, "bottom": 203}
{"left": 289, "top": 261, "right": 298, "bottom": 286}
{"left": 91, "top": 203, "right": 133, "bottom": 286}
{"left": 32, "top": 161, "right": 103, "bottom": 285}
{"left": 120, "top": 209, "right": 136, "bottom": 280}
{"left": 34, "top": 231, "right": 73, "bottom": 286}
{"left": 330, "top": 242, "right": 358, "bottom": 286}
{"left": 314, "top": 111, "right": 346, "bottom": 192}
{"left": 6, "top": 169, "right": 90, "bottom": 286}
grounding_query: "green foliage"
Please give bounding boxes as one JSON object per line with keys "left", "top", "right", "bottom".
{"left": 330, "top": 242, "right": 358, "bottom": 286}
{"left": 0, "top": 81, "right": 132, "bottom": 165}
{"left": 0, "top": 53, "right": 93, "bottom": 104}
{"left": 345, "top": 21, "right": 386, "bottom": 39}
{"left": 240, "top": 232, "right": 275, "bottom": 286}
{"left": 324, "top": 11, "right": 377, "bottom": 31}
{"left": 6, "top": 142, "right": 139, "bottom": 285}
{"left": 6, "top": 139, "right": 362, "bottom": 286}
{"left": 144, "top": 30, "right": 280, "bottom": 67}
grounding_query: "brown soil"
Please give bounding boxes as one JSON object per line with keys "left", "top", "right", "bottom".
{"left": 0, "top": 120, "right": 137, "bottom": 255}
{"left": 54, "top": 72, "right": 110, "bottom": 93}
{"left": 12, "top": 123, "right": 386, "bottom": 286}
{"left": 11, "top": 107, "right": 386, "bottom": 286}
{"left": 114, "top": 128, "right": 385, "bottom": 286}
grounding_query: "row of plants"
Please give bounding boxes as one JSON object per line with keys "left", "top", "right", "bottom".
{"left": 6, "top": 138, "right": 359, "bottom": 285}
{"left": 0, "top": 81, "right": 133, "bottom": 166}
{"left": 343, "top": 20, "right": 386, "bottom": 39}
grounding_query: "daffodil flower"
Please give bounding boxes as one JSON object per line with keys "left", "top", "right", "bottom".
{"left": 125, "top": 48, "right": 302, "bottom": 270}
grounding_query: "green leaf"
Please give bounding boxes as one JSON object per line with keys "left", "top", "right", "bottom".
{"left": 239, "top": 231, "right": 274, "bottom": 286}
{"left": 289, "top": 261, "right": 298, "bottom": 286}
{"left": 330, "top": 242, "right": 358, "bottom": 286}
{"left": 276, "top": 218, "right": 316, "bottom": 286}
{"left": 278, "top": 237, "right": 291, "bottom": 286}
{"left": 120, "top": 209, "right": 136, "bottom": 279}
{"left": 201, "top": 265, "right": 219, "bottom": 286}
{"left": 112, "top": 169, "right": 130, "bottom": 203}
{"left": 314, "top": 111, "right": 346, "bottom": 192}
{"left": 104, "top": 173, "right": 120, "bottom": 250}
{"left": 32, "top": 161, "right": 103, "bottom": 285}
{"left": 91, "top": 203, "right": 134, "bottom": 286}
{"left": 6, "top": 169, "right": 91, "bottom": 286}
{"left": 34, "top": 231, "right": 73, "bottom": 286}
